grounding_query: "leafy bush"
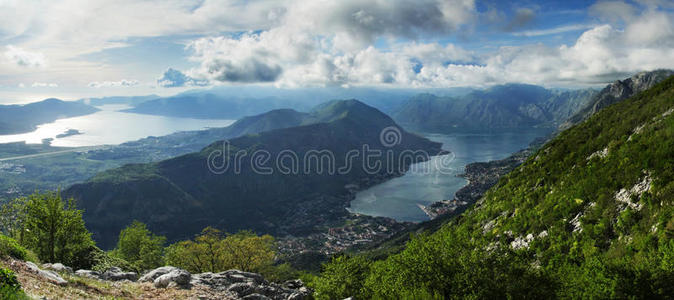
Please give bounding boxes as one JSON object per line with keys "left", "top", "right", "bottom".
{"left": 0, "top": 191, "right": 94, "bottom": 269}
{"left": 165, "top": 227, "right": 275, "bottom": 274}
{"left": 0, "top": 268, "right": 28, "bottom": 299}
{"left": 0, "top": 235, "right": 26, "bottom": 260}
{"left": 111, "top": 221, "right": 165, "bottom": 271}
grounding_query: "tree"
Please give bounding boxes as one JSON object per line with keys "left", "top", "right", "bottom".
{"left": 0, "top": 191, "right": 94, "bottom": 269}
{"left": 165, "top": 227, "right": 275, "bottom": 274}
{"left": 112, "top": 221, "right": 165, "bottom": 271}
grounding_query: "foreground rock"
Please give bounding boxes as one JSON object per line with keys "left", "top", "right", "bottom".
{"left": 193, "top": 269, "right": 311, "bottom": 300}
{"left": 75, "top": 269, "right": 102, "bottom": 279}
{"left": 20, "top": 261, "right": 68, "bottom": 286}
{"left": 73, "top": 267, "right": 137, "bottom": 281}
{"left": 42, "top": 263, "right": 73, "bottom": 274}
{"left": 154, "top": 268, "right": 191, "bottom": 289}
{"left": 137, "top": 266, "right": 313, "bottom": 299}
{"left": 101, "top": 267, "right": 138, "bottom": 281}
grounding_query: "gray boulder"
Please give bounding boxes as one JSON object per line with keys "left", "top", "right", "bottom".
{"left": 75, "top": 269, "right": 102, "bottom": 279}
{"left": 153, "top": 269, "right": 191, "bottom": 289}
{"left": 42, "top": 263, "right": 73, "bottom": 274}
{"left": 101, "top": 267, "right": 137, "bottom": 281}
{"left": 139, "top": 266, "right": 180, "bottom": 282}
{"left": 25, "top": 261, "right": 67, "bottom": 286}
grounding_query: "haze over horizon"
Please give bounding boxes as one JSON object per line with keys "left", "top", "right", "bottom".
{"left": 1, "top": 0, "right": 674, "bottom": 103}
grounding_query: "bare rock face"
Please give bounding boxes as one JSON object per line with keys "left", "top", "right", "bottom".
{"left": 153, "top": 269, "right": 191, "bottom": 289}
{"left": 562, "top": 70, "right": 674, "bottom": 129}
{"left": 139, "top": 266, "right": 181, "bottom": 283}
{"left": 42, "top": 263, "right": 74, "bottom": 274}
{"left": 75, "top": 269, "right": 102, "bottom": 279}
{"left": 23, "top": 261, "right": 68, "bottom": 286}
{"left": 139, "top": 266, "right": 312, "bottom": 298}
{"left": 101, "top": 267, "right": 138, "bottom": 281}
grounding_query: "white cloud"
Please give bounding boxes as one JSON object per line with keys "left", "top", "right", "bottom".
{"left": 88, "top": 79, "right": 139, "bottom": 88}
{"left": 590, "top": 1, "right": 637, "bottom": 23}
{"left": 185, "top": 0, "right": 674, "bottom": 88}
{"left": 157, "top": 68, "right": 208, "bottom": 87}
{"left": 18, "top": 83, "right": 25, "bottom": 88}
{"left": 32, "top": 82, "right": 58, "bottom": 88}
{"left": 4, "top": 45, "right": 46, "bottom": 68}
{"left": 187, "top": 0, "right": 477, "bottom": 86}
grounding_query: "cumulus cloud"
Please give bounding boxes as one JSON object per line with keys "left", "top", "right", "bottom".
{"left": 4, "top": 45, "right": 46, "bottom": 68}
{"left": 157, "top": 68, "right": 209, "bottom": 87}
{"left": 590, "top": 1, "right": 637, "bottom": 23}
{"left": 187, "top": 0, "right": 477, "bottom": 86}
{"left": 183, "top": 0, "right": 674, "bottom": 88}
{"left": 88, "top": 79, "right": 139, "bottom": 88}
{"left": 32, "top": 82, "right": 58, "bottom": 88}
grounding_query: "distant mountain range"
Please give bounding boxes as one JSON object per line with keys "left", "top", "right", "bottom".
{"left": 0, "top": 98, "right": 99, "bottom": 135}
{"left": 65, "top": 100, "right": 443, "bottom": 248}
{"left": 393, "top": 84, "right": 598, "bottom": 132}
{"left": 77, "top": 95, "right": 160, "bottom": 107}
{"left": 118, "top": 86, "right": 473, "bottom": 120}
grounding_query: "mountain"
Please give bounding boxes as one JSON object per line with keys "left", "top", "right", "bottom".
{"left": 0, "top": 99, "right": 99, "bottom": 134}
{"left": 123, "top": 93, "right": 318, "bottom": 119}
{"left": 393, "top": 84, "right": 596, "bottom": 132}
{"left": 560, "top": 69, "right": 674, "bottom": 129}
{"left": 65, "top": 100, "right": 443, "bottom": 249}
{"left": 120, "top": 86, "right": 474, "bottom": 120}
{"left": 314, "top": 75, "right": 674, "bottom": 298}
{"left": 77, "top": 95, "right": 159, "bottom": 107}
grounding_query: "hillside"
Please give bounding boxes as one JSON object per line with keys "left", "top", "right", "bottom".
{"left": 0, "top": 99, "right": 99, "bottom": 134}
{"left": 394, "top": 84, "right": 596, "bottom": 132}
{"left": 561, "top": 69, "right": 674, "bottom": 129}
{"left": 65, "top": 100, "right": 443, "bottom": 249}
{"left": 314, "top": 77, "right": 674, "bottom": 298}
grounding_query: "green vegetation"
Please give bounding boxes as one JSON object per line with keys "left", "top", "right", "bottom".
{"left": 0, "top": 191, "right": 93, "bottom": 269}
{"left": 165, "top": 227, "right": 275, "bottom": 274}
{"left": 313, "top": 76, "right": 674, "bottom": 298}
{"left": 111, "top": 221, "right": 166, "bottom": 271}
{"left": 0, "top": 268, "right": 28, "bottom": 300}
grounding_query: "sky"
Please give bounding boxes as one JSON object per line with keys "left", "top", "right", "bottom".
{"left": 1, "top": 0, "right": 673, "bottom": 103}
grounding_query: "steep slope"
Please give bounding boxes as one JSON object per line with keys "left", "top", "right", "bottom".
{"left": 65, "top": 100, "right": 443, "bottom": 249}
{"left": 394, "top": 84, "right": 596, "bottom": 132}
{"left": 315, "top": 76, "right": 674, "bottom": 298}
{"left": 561, "top": 69, "right": 674, "bottom": 129}
{"left": 0, "top": 99, "right": 99, "bottom": 134}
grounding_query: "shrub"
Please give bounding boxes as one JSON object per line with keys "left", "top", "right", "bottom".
{"left": 111, "top": 221, "right": 165, "bottom": 271}
{"left": 0, "top": 267, "right": 28, "bottom": 299}
{"left": 0, "top": 235, "right": 26, "bottom": 260}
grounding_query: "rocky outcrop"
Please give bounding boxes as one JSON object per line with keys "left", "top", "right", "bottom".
{"left": 75, "top": 269, "right": 102, "bottom": 279}
{"left": 101, "top": 267, "right": 138, "bottom": 281}
{"left": 22, "top": 261, "right": 68, "bottom": 286}
{"left": 139, "top": 266, "right": 181, "bottom": 282}
{"left": 42, "top": 263, "right": 73, "bottom": 274}
{"left": 136, "top": 266, "right": 312, "bottom": 299}
{"left": 153, "top": 268, "right": 191, "bottom": 289}
{"left": 562, "top": 69, "right": 674, "bottom": 129}
{"left": 191, "top": 269, "right": 311, "bottom": 299}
